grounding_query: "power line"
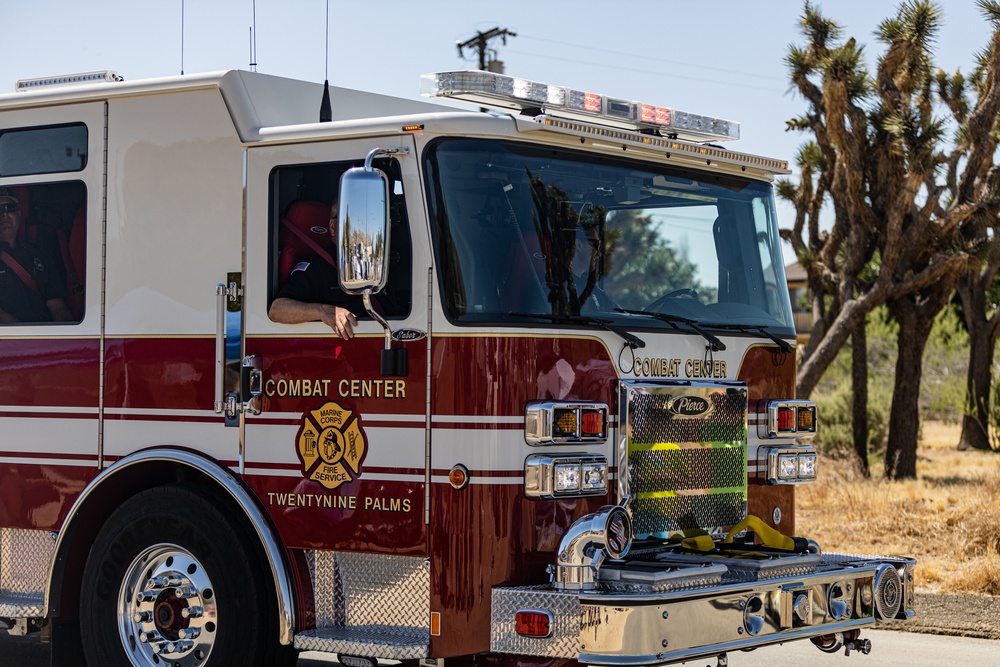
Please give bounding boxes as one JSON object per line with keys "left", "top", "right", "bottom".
{"left": 518, "top": 33, "right": 786, "bottom": 83}
{"left": 503, "top": 48, "right": 786, "bottom": 93}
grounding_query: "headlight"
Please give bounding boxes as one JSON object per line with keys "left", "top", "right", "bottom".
{"left": 554, "top": 463, "right": 581, "bottom": 492}
{"left": 765, "top": 446, "right": 818, "bottom": 485}
{"left": 525, "top": 454, "right": 609, "bottom": 499}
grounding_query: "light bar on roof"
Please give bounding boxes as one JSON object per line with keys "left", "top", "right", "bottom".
{"left": 420, "top": 70, "right": 740, "bottom": 142}
{"left": 16, "top": 70, "right": 123, "bottom": 92}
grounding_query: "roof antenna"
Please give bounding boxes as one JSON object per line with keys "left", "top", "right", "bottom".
{"left": 319, "top": 0, "right": 332, "bottom": 122}
{"left": 180, "top": 0, "right": 185, "bottom": 75}
{"left": 249, "top": 0, "right": 258, "bottom": 71}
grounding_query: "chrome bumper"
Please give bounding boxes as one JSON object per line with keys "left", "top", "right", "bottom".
{"left": 491, "top": 553, "right": 915, "bottom": 666}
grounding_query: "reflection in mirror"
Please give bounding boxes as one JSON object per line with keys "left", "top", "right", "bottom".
{"left": 338, "top": 167, "right": 389, "bottom": 295}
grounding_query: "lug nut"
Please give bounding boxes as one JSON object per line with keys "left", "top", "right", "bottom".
{"left": 174, "top": 585, "right": 197, "bottom": 599}
{"left": 178, "top": 627, "right": 201, "bottom": 640}
{"left": 135, "top": 590, "right": 157, "bottom": 603}
{"left": 150, "top": 641, "right": 168, "bottom": 654}
{"left": 133, "top": 611, "right": 152, "bottom": 624}
{"left": 138, "top": 631, "right": 158, "bottom": 643}
{"left": 181, "top": 605, "right": 204, "bottom": 619}
{"left": 147, "top": 575, "right": 182, "bottom": 589}
{"left": 170, "top": 639, "right": 194, "bottom": 653}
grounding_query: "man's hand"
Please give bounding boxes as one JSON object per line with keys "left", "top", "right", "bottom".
{"left": 318, "top": 304, "right": 358, "bottom": 339}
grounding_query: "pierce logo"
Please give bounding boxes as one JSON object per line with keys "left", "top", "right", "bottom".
{"left": 666, "top": 395, "right": 713, "bottom": 418}
{"left": 296, "top": 400, "right": 368, "bottom": 490}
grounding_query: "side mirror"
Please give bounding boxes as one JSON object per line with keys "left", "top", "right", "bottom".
{"left": 338, "top": 164, "right": 390, "bottom": 295}
{"left": 336, "top": 148, "right": 408, "bottom": 377}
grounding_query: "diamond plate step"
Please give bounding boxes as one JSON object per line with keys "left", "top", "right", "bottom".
{"left": 293, "top": 625, "right": 429, "bottom": 660}
{"left": 0, "top": 591, "right": 44, "bottom": 618}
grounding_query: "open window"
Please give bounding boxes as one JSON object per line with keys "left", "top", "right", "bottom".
{"left": 267, "top": 159, "right": 411, "bottom": 319}
{"left": 0, "top": 180, "right": 86, "bottom": 325}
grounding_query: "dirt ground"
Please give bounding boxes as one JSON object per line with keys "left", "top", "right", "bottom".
{"left": 893, "top": 594, "right": 1000, "bottom": 640}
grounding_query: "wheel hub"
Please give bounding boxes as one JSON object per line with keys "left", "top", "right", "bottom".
{"left": 117, "top": 545, "right": 218, "bottom": 666}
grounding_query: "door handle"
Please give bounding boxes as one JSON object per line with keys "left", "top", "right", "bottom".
{"left": 242, "top": 354, "right": 263, "bottom": 415}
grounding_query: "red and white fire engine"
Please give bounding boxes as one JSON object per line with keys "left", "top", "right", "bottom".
{"left": 0, "top": 67, "right": 914, "bottom": 667}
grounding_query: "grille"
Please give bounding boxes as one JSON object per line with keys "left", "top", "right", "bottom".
{"left": 621, "top": 381, "right": 748, "bottom": 538}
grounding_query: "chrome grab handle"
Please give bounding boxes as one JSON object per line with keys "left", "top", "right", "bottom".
{"left": 242, "top": 354, "right": 262, "bottom": 416}
{"left": 214, "top": 284, "right": 225, "bottom": 413}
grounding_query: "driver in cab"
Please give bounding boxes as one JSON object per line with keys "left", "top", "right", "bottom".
{"left": 268, "top": 201, "right": 366, "bottom": 339}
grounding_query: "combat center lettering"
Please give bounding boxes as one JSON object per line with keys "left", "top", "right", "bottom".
{"left": 632, "top": 357, "right": 727, "bottom": 378}
{"left": 264, "top": 378, "right": 406, "bottom": 399}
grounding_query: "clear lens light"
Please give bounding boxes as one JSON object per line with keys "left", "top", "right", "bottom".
{"left": 581, "top": 462, "right": 608, "bottom": 491}
{"left": 797, "top": 454, "right": 817, "bottom": 478}
{"left": 778, "top": 454, "right": 797, "bottom": 479}
{"left": 555, "top": 463, "right": 581, "bottom": 492}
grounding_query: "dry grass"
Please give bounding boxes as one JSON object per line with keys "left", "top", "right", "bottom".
{"left": 797, "top": 421, "right": 1000, "bottom": 595}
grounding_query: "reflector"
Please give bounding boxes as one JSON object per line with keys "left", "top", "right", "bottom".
{"left": 515, "top": 610, "right": 552, "bottom": 638}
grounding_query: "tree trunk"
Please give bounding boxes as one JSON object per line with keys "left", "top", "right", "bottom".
{"left": 884, "top": 275, "right": 960, "bottom": 479}
{"left": 884, "top": 297, "right": 932, "bottom": 479}
{"left": 851, "top": 318, "right": 870, "bottom": 476}
{"left": 797, "top": 298, "right": 872, "bottom": 398}
{"left": 958, "top": 319, "right": 996, "bottom": 451}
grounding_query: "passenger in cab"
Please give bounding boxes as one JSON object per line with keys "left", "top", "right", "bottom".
{"left": 268, "top": 201, "right": 366, "bottom": 339}
{"left": 0, "top": 187, "right": 73, "bottom": 324}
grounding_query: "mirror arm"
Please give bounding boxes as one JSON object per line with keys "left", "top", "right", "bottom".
{"left": 363, "top": 291, "right": 392, "bottom": 351}
{"left": 364, "top": 146, "right": 409, "bottom": 170}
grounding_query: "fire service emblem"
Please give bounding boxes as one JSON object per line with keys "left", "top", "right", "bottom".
{"left": 296, "top": 401, "right": 368, "bottom": 490}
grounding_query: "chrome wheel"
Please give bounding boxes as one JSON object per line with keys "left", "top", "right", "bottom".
{"left": 118, "top": 544, "right": 218, "bottom": 666}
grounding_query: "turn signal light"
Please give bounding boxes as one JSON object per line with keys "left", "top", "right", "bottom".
{"left": 777, "top": 407, "right": 796, "bottom": 432}
{"left": 525, "top": 401, "right": 609, "bottom": 446}
{"left": 554, "top": 410, "right": 577, "bottom": 436}
{"left": 762, "top": 400, "right": 818, "bottom": 439}
{"left": 581, "top": 410, "right": 604, "bottom": 436}
{"left": 515, "top": 610, "right": 553, "bottom": 638}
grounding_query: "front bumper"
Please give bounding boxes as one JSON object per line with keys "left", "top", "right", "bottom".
{"left": 491, "top": 553, "right": 915, "bottom": 666}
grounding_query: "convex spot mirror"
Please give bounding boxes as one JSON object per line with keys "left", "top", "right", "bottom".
{"left": 337, "top": 165, "right": 390, "bottom": 295}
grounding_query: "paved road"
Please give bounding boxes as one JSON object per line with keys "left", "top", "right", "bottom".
{"left": 2, "top": 629, "right": 996, "bottom": 666}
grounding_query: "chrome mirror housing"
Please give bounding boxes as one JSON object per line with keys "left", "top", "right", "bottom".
{"left": 338, "top": 159, "right": 390, "bottom": 295}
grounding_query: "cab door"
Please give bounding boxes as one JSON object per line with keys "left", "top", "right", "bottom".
{"left": 241, "top": 136, "right": 429, "bottom": 555}
{"left": 0, "top": 102, "right": 106, "bottom": 534}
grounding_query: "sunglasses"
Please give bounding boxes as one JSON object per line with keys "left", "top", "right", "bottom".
{"left": 0, "top": 202, "right": 18, "bottom": 213}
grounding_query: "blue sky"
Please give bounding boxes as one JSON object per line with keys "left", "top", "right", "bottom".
{"left": 3, "top": 1, "right": 995, "bottom": 260}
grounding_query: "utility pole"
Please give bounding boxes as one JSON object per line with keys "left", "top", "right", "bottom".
{"left": 457, "top": 27, "right": 517, "bottom": 73}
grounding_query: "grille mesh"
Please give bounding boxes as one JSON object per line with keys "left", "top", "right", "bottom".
{"left": 623, "top": 382, "right": 748, "bottom": 537}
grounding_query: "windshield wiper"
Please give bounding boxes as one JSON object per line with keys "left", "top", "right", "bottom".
{"left": 508, "top": 312, "right": 645, "bottom": 350}
{"left": 700, "top": 322, "right": 794, "bottom": 353}
{"left": 614, "top": 308, "right": 726, "bottom": 352}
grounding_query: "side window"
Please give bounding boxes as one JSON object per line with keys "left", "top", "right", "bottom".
{"left": 0, "top": 181, "right": 87, "bottom": 324}
{"left": 0, "top": 124, "right": 88, "bottom": 176}
{"left": 267, "top": 159, "right": 411, "bottom": 320}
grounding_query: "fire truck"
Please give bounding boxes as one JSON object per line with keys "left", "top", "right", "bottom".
{"left": 0, "top": 68, "right": 914, "bottom": 667}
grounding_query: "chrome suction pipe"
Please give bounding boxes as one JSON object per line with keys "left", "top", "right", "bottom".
{"left": 552, "top": 503, "right": 632, "bottom": 590}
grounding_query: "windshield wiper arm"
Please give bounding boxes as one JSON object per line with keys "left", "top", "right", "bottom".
{"left": 614, "top": 308, "right": 725, "bottom": 352}
{"left": 508, "top": 312, "right": 645, "bottom": 350}
{"left": 700, "top": 322, "right": 794, "bottom": 353}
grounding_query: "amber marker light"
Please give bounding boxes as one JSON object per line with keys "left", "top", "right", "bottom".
{"left": 402, "top": 124, "right": 424, "bottom": 132}
{"left": 449, "top": 464, "right": 470, "bottom": 490}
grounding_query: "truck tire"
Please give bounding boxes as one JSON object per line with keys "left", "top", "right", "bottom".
{"left": 79, "top": 483, "right": 296, "bottom": 667}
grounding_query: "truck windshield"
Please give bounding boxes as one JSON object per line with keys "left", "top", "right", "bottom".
{"left": 424, "top": 138, "right": 794, "bottom": 334}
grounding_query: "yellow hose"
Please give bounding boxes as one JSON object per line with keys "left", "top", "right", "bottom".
{"left": 679, "top": 515, "right": 795, "bottom": 555}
